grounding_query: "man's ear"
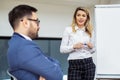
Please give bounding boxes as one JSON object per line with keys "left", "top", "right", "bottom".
{"left": 22, "top": 18, "right": 30, "bottom": 28}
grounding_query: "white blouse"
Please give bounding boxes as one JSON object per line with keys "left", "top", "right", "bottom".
{"left": 60, "top": 26, "right": 95, "bottom": 60}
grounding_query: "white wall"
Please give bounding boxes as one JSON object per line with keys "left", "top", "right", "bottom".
{"left": 0, "top": 0, "right": 82, "bottom": 38}
{"left": 110, "top": 0, "right": 120, "bottom": 4}
{"left": 0, "top": 0, "right": 97, "bottom": 38}
{"left": 1, "top": 0, "right": 119, "bottom": 37}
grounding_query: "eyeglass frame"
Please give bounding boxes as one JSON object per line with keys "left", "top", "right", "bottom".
{"left": 27, "top": 18, "right": 40, "bottom": 26}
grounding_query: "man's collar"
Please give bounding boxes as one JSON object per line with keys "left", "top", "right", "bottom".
{"left": 18, "top": 33, "right": 32, "bottom": 41}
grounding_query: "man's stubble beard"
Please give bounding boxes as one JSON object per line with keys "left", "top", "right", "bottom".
{"left": 28, "top": 31, "right": 38, "bottom": 39}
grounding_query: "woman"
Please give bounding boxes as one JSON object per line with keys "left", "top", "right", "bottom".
{"left": 60, "top": 7, "right": 96, "bottom": 80}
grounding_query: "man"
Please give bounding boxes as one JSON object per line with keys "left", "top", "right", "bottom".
{"left": 7, "top": 4, "right": 63, "bottom": 80}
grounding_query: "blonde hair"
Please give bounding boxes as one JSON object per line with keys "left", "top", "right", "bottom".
{"left": 71, "top": 7, "right": 93, "bottom": 37}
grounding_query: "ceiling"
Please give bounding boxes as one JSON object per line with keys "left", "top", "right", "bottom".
{"left": 17, "top": 0, "right": 111, "bottom": 7}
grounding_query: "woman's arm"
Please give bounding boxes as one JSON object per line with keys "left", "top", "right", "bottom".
{"left": 60, "top": 27, "right": 75, "bottom": 53}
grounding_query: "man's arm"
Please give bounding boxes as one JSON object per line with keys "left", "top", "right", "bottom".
{"left": 39, "top": 76, "right": 45, "bottom": 80}
{"left": 18, "top": 46, "right": 63, "bottom": 80}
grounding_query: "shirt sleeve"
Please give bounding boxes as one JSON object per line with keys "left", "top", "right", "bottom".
{"left": 60, "top": 27, "right": 75, "bottom": 53}
{"left": 18, "top": 45, "right": 63, "bottom": 80}
{"left": 90, "top": 30, "right": 95, "bottom": 45}
{"left": 90, "top": 30, "right": 96, "bottom": 54}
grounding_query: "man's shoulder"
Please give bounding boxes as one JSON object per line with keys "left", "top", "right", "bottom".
{"left": 9, "top": 35, "right": 37, "bottom": 51}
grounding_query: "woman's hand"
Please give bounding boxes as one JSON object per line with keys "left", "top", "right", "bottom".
{"left": 73, "top": 42, "right": 84, "bottom": 49}
{"left": 87, "top": 42, "right": 93, "bottom": 49}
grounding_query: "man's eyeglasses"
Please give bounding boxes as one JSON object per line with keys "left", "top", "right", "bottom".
{"left": 27, "top": 18, "right": 40, "bottom": 26}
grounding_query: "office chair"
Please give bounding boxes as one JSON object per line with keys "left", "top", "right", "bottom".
{"left": 7, "top": 70, "right": 17, "bottom": 80}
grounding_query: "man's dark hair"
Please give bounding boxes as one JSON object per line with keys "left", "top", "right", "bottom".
{"left": 8, "top": 4, "right": 37, "bottom": 29}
